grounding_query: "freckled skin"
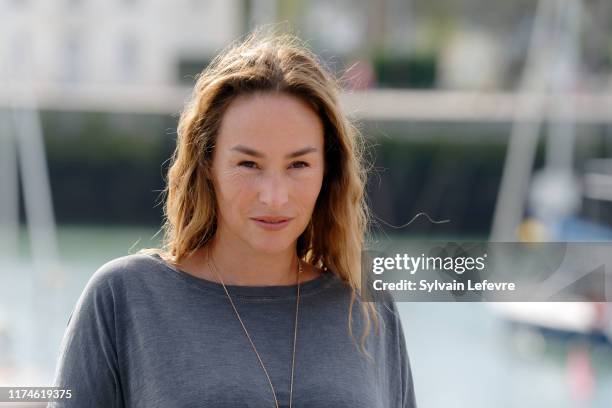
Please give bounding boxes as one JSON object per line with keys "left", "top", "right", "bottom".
{"left": 211, "top": 92, "right": 325, "bottom": 255}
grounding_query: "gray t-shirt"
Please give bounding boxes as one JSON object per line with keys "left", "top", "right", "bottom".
{"left": 49, "top": 253, "right": 416, "bottom": 408}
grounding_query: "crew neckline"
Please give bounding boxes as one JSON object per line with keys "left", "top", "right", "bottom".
{"left": 148, "top": 253, "right": 336, "bottom": 299}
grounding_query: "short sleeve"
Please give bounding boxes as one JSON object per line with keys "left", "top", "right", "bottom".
{"left": 48, "top": 263, "right": 124, "bottom": 408}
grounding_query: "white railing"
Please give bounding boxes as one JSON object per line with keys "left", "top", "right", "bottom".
{"left": 1, "top": 83, "right": 611, "bottom": 123}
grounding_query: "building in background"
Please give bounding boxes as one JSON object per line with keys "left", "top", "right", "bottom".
{"left": 0, "top": 0, "right": 242, "bottom": 87}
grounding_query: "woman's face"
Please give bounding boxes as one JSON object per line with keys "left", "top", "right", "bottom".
{"left": 211, "top": 92, "right": 325, "bottom": 254}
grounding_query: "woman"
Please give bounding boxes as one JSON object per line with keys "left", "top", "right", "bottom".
{"left": 50, "top": 31, "right": 417, "bottom": 408}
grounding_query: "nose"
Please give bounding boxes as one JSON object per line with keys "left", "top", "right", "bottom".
{"left": 258, "top": 171, "right": 289, "bottom": 209}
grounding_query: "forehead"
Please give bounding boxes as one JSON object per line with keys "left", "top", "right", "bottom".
{"left": 216, "top": 92, "right": 324, "bottom": 151}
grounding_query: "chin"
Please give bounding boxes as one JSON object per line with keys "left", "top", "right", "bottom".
{"left": 246, "top": 236, "right": 297, "bottom": 255}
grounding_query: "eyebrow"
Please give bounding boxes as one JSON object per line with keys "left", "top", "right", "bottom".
{"left": 230, "top": 145, "right": 319, "bottom": 159}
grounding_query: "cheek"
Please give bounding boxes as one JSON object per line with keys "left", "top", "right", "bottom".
{"left": 215, "top": 169, "right": 257, "bottom": 214}
{"left": 291, "top": 171, "right": 324, "bottom": 212}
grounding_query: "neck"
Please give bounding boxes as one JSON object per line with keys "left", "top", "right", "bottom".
{"left": 202, "top": 231, "right": 299, "bottom": 287}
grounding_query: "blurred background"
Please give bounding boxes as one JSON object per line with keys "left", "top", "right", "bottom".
{"left": 1, "top": 0, "right": 612, "bottom": 406}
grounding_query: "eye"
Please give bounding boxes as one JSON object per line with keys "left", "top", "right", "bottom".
{"left": 290, "top": 161, "right": 309, "bottom": 169}
{"left": 238, "top": 160, "right": 259, "bottom": 169}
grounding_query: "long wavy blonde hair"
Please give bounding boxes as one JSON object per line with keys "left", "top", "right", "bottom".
{"left": 141, "top": 30, "right": 379, "bottom": 357}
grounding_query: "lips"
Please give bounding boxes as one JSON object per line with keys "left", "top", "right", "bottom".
{"left": 251, "top": 216, "right": 294, "bottom": 230}
{"left": 252, "top": 216, "right": 292, "bottom": 223}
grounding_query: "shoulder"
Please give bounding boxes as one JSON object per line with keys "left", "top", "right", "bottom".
{"left": 96, "top": 252, "right": 160, "bottom": 276}
{"left": 377, "top": 290, "right": 400, "bottom": 317}
{"left": 93, "top": 252, "right": 159, "bottom": 280}
{"left": 83, "top": 253, "right": 163, "bottom": 296}
{"left": 69, "top": 253, "right": 165, "bottom": 321}
{"left": 365, "top": 288, "right": 402, "bottom": 334}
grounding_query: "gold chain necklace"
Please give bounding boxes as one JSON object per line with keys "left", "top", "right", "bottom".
{"left": 208, "top": 252, "right": 302, "bottom": 408}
